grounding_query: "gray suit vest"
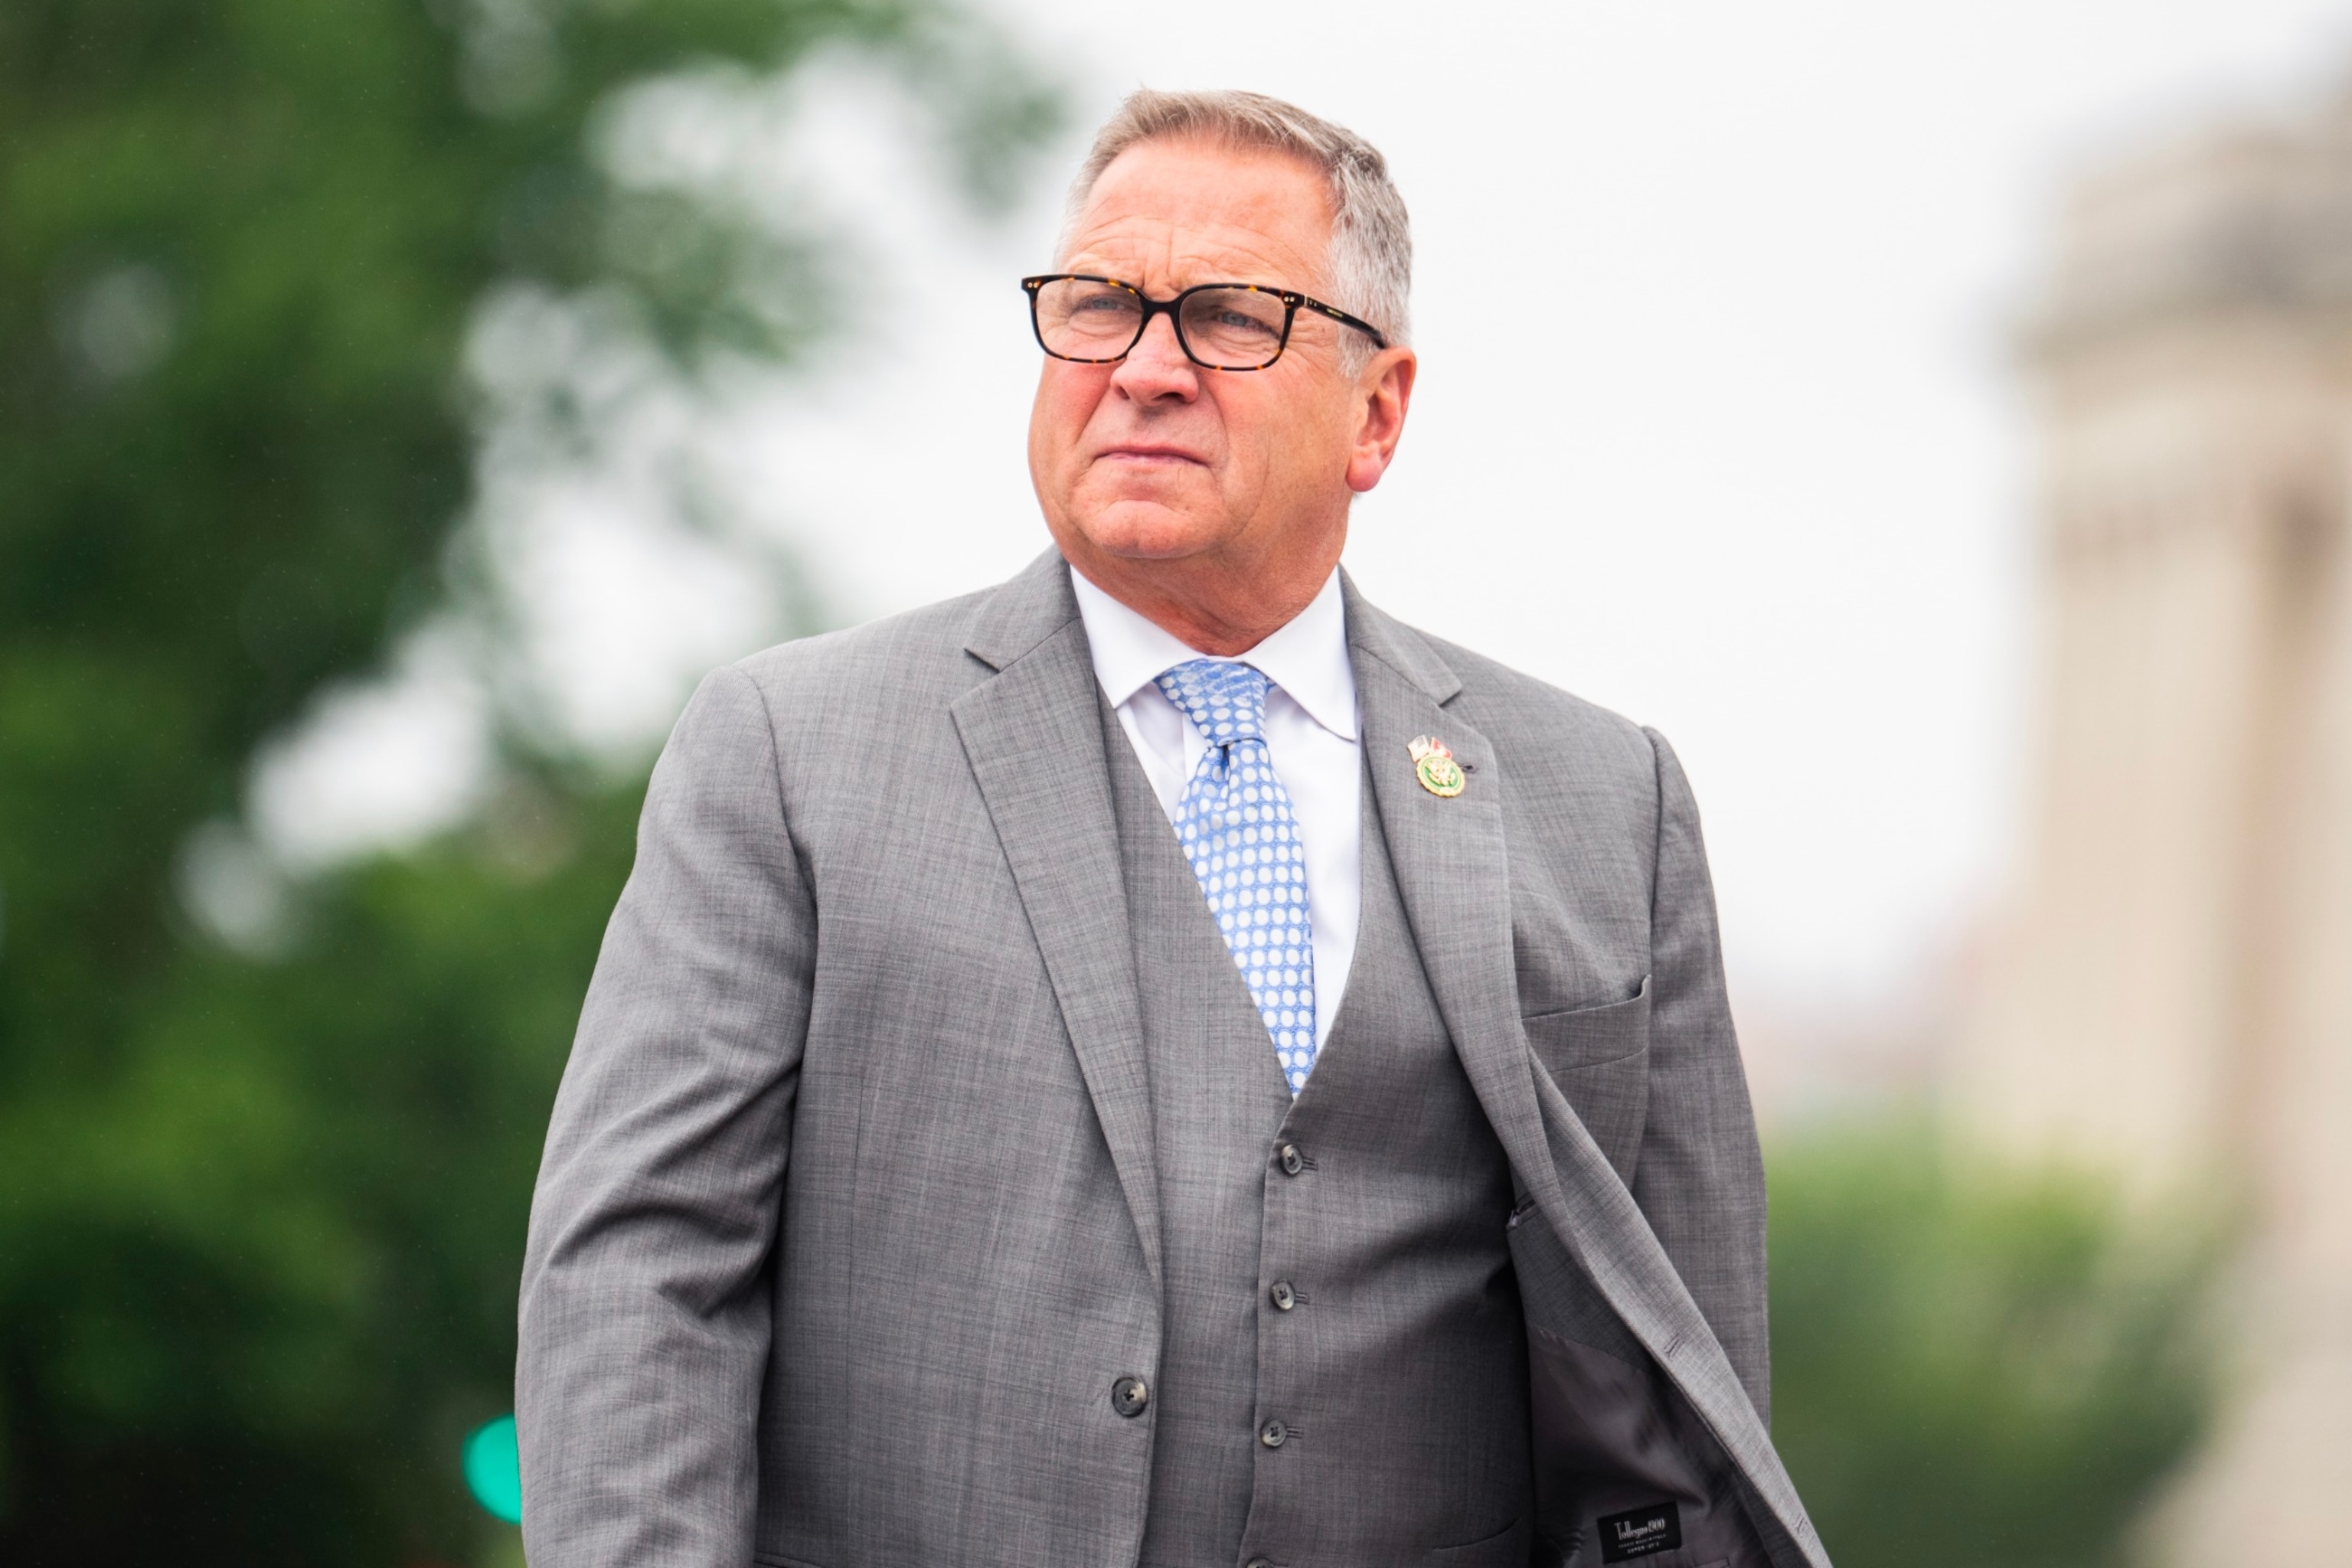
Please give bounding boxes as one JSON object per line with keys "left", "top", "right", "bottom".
{"left": 1106, "top": 713, "right": 1534, "bottom": 1568}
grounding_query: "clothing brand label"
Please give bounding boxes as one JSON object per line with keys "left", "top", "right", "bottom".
{"left": 1597, "top": 1500, "right": 1683, "bottom": 1562}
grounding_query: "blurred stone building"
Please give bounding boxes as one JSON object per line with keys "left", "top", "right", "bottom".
{"left": 1955, "top": 83, "right": 2352, "bottom": 1560}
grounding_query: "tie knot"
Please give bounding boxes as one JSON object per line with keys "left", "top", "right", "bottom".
{"left": 1155, "top": 658, "right": 1269, "bottom": 745}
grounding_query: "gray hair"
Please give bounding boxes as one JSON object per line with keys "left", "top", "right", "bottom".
{"left": 1060, "top": 89, "right": 1413, "bottom": 354}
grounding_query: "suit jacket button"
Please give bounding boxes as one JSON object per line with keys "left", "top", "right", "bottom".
{"left": 1277, "top": 1143, "right": 1305, "bottom": 1176}
{"left": 1269, "top": 1280, "right": 1297, "bottom": 1311}
{"left": 1111, "top": 1376, "right": 1149, "bottom": 1417}
{"left": 1246, "top": 1558, "right": 1274, "bottom": 1568}
{"left": 1259, "top": 1418, "right": 1287, "bottom": 1448}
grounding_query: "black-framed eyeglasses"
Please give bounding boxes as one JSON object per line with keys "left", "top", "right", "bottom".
{"left": 1021, "top": 274, "right": 1388, "bottom": 371}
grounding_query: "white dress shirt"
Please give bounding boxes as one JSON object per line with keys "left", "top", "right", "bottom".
{"left": 1070, "top": 566, "right": 1361, "bottom": 1046}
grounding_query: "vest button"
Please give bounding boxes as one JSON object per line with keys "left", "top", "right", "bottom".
{"left": 1269, "top": 1280, "right": 1297, "bottom": 1312}
{"left": 1110, "top": 1376, "right": 1149, "bottom": 1417}
{"left": 1259, "top": 1418, "right": 1288, "bottom": 1448}
{"left": 1277, "top": 1143, "right": 1305, "bottom": 1176}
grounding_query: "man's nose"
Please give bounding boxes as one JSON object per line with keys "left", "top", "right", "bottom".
{"left": 1110, "top": 310, "right": 1199, "bottom": 403}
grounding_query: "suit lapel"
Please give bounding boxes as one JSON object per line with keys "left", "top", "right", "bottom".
{"left": 953, "top": 552, "right": 1162, "bottom": 1287}
{"left": 1346, "top": 580, "right": 1821, "bottom": 1563}
{"left": 1344, "top": 580, "right": 1570, "bottom": 1233}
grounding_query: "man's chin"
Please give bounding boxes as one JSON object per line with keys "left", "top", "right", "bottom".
{"left": 1067, "top": 501, "right": 1233, "bottom": 564}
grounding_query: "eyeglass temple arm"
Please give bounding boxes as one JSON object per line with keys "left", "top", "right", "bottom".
{"left": 1292, "top": 294, "right": 1387, "bottom": 351}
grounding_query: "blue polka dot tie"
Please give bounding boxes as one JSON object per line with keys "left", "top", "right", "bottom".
{"left": 1155, "top": 659, "right": 1318, "bottom": 1093}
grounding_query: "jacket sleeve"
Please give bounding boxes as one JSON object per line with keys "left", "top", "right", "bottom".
{"left": 1632, "top": 727, "right": 1772, "bottom": 1427}
{"left": 518, "top": 664, "right": 815, "bottom": 1566}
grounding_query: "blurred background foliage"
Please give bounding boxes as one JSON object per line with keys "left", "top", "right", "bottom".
{"left": 1769, "top": 1127, "right": 2220, "bottom": 1567}
{"left": 0, "top": 0, "right": 1051, "bottom": 1560}
{"left": 0, "top": 2, "right": 2218, "bottom": 1563}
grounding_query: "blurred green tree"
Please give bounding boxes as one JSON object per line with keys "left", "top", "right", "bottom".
{"left": 1769, "top": 1125, "right": 2219, "bottom": 1568}
{"left": 0, "top": 1, "right": 1053, "bottom": 1560}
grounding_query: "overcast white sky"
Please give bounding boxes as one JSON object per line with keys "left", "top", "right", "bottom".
{"left": 261, "top": 0, "right": 2352, "bottom": 1018}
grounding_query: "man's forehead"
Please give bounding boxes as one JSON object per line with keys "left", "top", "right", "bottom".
{"left": 1062, "top": 139, "right": 1332, "bottom": 288}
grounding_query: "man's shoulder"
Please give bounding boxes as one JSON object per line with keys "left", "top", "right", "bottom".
{"left": 722, "top": 546, "right": 1080, "bottom": 710}
{"left": 1380, "top": 618, "right": 1663, "bottom": 795}
{"left": 727, "top": 581, "right": 1005, "bottom": 712}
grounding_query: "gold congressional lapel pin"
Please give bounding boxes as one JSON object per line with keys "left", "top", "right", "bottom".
{"left": 1408, "top": 736, "right": 1466, "bottom": 797}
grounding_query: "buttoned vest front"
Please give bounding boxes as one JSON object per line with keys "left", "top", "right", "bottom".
{"left": 1104, "top": 702, "right": 1534, "bottom": 1568}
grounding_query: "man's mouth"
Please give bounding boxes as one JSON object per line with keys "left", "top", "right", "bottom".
{"left": 1097, "top": 444, "right": 1207, "bottom": 466}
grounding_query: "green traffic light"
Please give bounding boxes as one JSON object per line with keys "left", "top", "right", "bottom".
{"left": 463, "top": 1414, "right": 523, "bottom": 1524}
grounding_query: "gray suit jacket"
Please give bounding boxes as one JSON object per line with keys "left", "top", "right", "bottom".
{"left": 518, "top": 549, "right": 1828, "bottom": 1568}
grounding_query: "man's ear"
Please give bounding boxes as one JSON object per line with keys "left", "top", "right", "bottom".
{"left": 1346, "top": 347, "right": 1417, "bottom": 495}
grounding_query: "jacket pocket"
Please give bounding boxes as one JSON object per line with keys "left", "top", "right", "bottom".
{"left": 1520, "top": 975, "right": 1650, "bottom": 1069}
{"left": 1521, "top": 978, "right": 1651, "bottom": 1183}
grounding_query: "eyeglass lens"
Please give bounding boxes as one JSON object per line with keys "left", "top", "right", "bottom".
{"left": 1033, "top": 279, "right": 1291, "bottom": 370}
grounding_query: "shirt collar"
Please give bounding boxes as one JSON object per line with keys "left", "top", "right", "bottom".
{"left": 1069, "top": 563, "right": 1358, "bottom": 743}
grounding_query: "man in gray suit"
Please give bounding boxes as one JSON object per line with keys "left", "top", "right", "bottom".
{"left": 519, "top": 89, "right": 1829, "bottom": 1568}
